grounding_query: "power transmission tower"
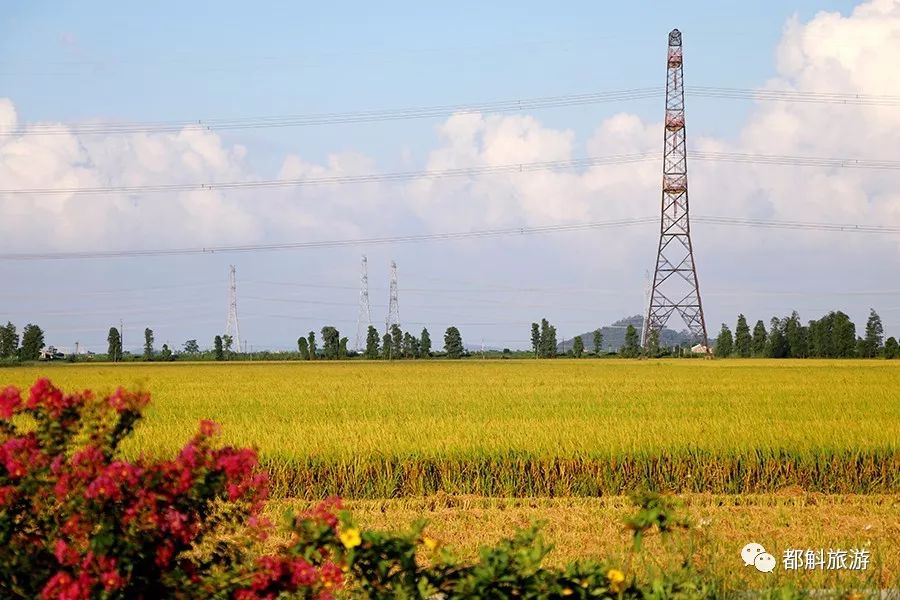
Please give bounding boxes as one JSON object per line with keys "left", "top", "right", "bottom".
{"left": 643, "top": 29, "right": 710, "bottom": 353}
{"left": 355, "top": 255, "right": 372, "bottom": 351}
{"left": 386, "top": 260, "right": 400, "bottom": 332}
{"left": 225, "top": 265, "right": 242, "bottom": 351}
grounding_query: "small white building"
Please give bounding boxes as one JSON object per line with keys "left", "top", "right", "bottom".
{"left": 690, "top": 343, "right": 710, "bottom": 355}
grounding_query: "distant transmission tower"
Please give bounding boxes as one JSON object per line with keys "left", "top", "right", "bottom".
{"left": 356, "top": 255, "right": 372, "bottom": 351}
{"left": 643, "top": 29, "right": 709, "bottom": 353}
{"left": 225, "top": 265, "right": 242, "bottom": 350}
{"left": 386, "top": 260, "right": 400, "bottom": 332}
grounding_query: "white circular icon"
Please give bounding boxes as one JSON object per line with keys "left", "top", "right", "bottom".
{"left": 741, "top": 542, "right": 766, "bottom": 567}
{"left": 754, "top": 552, "right": 776, "bottom": 573}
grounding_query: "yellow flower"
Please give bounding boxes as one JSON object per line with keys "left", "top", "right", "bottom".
{"left": 339, "top": 527, "right": 361, "bottom": 549}
{"left": 606, "top": 568, "right": 625, "bottom": 592}
{"left": 422, "top": 536, "right": 439, "bottom": 551}
{"left": 562, "top": 588, "right": 573, "bottom": 596}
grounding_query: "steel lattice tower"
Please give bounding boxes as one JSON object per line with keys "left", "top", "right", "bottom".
{"left": 225, "top": 265, "right": 242, "bottom": 350}
{"left": 643, "top": 29, "right": 709, "bottom": 352}
{"left": 355, "top": 255, "right": 372, "bottom": 351}
{"left": 386, "top": 260, "right": 400, "bottom": 332}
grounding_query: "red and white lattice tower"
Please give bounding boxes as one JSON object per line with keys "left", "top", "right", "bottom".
{"left": 642, "top": 29, "right": 710, "bottom": 353}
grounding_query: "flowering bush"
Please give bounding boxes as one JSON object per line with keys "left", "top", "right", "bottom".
{"left": 0, "top": 379, "right": 344, "bottom": 599}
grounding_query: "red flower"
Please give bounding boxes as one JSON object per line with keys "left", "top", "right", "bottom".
{"left": 107, "top": 387, "right": 150, "bottom": 413}
{"left": 40, "top": 571, "right": 90, "bottom": 600}
{"left": 0, "top": 385, "right": 21, "bottom": 419}
{"left": 290, "top": 557, "right": 318, "bottom": 587}
{"left": 319, "top": 561, "right": 344, "bottom": 589}
{"left": 53, "top": 540, "right": 79, "bottom": 566}
{"left": 199, "top": 419, "right": 220, "bottom": 437}
{"left": 0, "top": 485, "right": 15, "bottom": 506}
{"left": 155, "top": 542, "right": 174, "bottom": 568}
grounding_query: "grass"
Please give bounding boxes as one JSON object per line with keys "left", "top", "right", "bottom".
{"left": 3, "top": 359, "right": 898, "bottom": 498}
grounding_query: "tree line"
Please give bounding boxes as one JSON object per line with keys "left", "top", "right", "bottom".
{"left": 714, "top": 309, "right": 898, "bottom": 359}
{"left": 3, "top": 308, "right": 897, "bottom": 363}
{"left": 295, "top": 324, "right": 464, "bottom": 360}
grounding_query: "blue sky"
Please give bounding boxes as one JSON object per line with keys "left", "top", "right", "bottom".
{"left": 1, "top": 1, "right": 855, "bottom": 170}
{"left": 2, "top": 0, "right": 898, "bottom": 353}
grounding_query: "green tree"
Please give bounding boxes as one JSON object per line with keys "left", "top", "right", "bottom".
{"left": 381, "top": 333, "right": 392, "bottom": 360}
{"left": 531, "top": 323, "right": 540, "bottom": 358}
{"left": 143, "top": 328, "right": 154, "bottom": 361}
{"left": 401, "top": 332, "right": 414, "bottom": 359}
{"left": 297, "top": 336, "right": 310, "bottom": 360}
{"left": 321, "top": 326, "right": 340, "bottom": 360}
{"left": 339, "top": 337, "right": 348, "bottom": 359}
{"left": 572, "top": 335, "right": 584, "bottom": 358}
{"left": 592, "top": 329, "right": 603, "bottom": 356}
{"left": 307, "top": 331, "right": 317, "bottom": 360}
{"left": 213, "top": 335, "right": 224, "bottom": 361}
{"left": 222, "top": 334, "right": 234, "bottom": 358}
{"left": 365, "top": 326, "right": 380, "bottom": 359}
{"left": 538, "top": 319, "right": 550, "bottom": 358}
{"left": 833, "top": 312, "right": 857, "bottom": 357}
{"left": 420, "top": 328, "right": 431, "bottom": 358}
{"left": 751, "top": 320, "right": 767, "bottom": 357}
{"left": 784, "top": 311, "right": 808, "bottom": 358}
{"left": 765, "top": 318, "right": 788, "bottom": 358}
{"left": 107, "top": 327, "right": 122, "bottom": 362}
{"left": 884, "top": 336, "right": 898, "bottom": 359}
{"left": 862, "top": 308, "right": 884, "bottom": 358}
{"left": 646, "top": 329, "right": 660, "bottom": 358}
{"left": 0, "top": 322, "right": 19, "bottom": 359}
{"left": 622, "top": 324, "right": 640, "bottom": 358}
{"left": 734, "top": 314, "right": 751, "bottom": 358}
{"left": 20, "top": 324, "right": 44, "bottom": 361}
{"left": 159, "top": 344, "right": 173, "bottom": 361}
{"left": 444, "top": 326, "right": 463, "bottom": 359}
{"left": 183, "top": 339, "right": 199, "bottom": 355}
{"left": 390, "top": 325, "right": 403, "bottom": 359}
{"left": 715, "top": 324, "right": 733, "bottom": 358}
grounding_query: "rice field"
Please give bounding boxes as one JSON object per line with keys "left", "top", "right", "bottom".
{"left": 3, "top": 359, "right": 898, "bottom": 499}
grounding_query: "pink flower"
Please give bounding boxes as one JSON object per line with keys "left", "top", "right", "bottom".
{"left": 28, "top": 378, "right": 54, "bottom": 409}
{"left": 54, "top": 540, "right": 72, "bottom": 565}
{"left": 101, "top": 571, "right": 122, "bottom": 591}
{"left": 107, "top": 387, "right": 150, "bottom": 413}
{"left": 290, "top": 557, "right": 318, "bottom": 587}
{"left": 0, "top": 386, "right": 21, "bottom": 419}
{"left": 199, "top": 419, "right": 220, "bottom": 437}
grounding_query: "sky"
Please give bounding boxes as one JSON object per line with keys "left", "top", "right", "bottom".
{"left": 1, "top": 0, "right": 899, "bottom": 353}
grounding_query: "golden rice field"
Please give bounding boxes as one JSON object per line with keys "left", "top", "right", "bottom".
{"left": 3, "top": 359, "right": 898, "bottom": 499}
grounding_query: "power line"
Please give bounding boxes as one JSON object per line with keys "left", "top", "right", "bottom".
{"left": 1, "top": 88, "right": 662, "bottom": 137}
{"left": 0, "top": 153, "right": 654, "bottom": 196}
{"left": 6, "top": 85, "right": 900, "bottom": 137}
{"left": 7, "top": 150, "right": 900, "bottom": 197}
{"left": 0, "top": 217, "right": 655, "bottom": 261}
{"left": 0, "top": 215, "right": 897, "bottom": 262}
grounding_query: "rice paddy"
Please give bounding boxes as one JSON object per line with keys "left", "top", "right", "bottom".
{"left": 3, "top": 359, "right": 898, "bottom": 499}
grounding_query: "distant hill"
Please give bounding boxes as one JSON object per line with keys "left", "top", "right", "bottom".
{"left": 557, "top": 315, "right": 694, "bottom": 353}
